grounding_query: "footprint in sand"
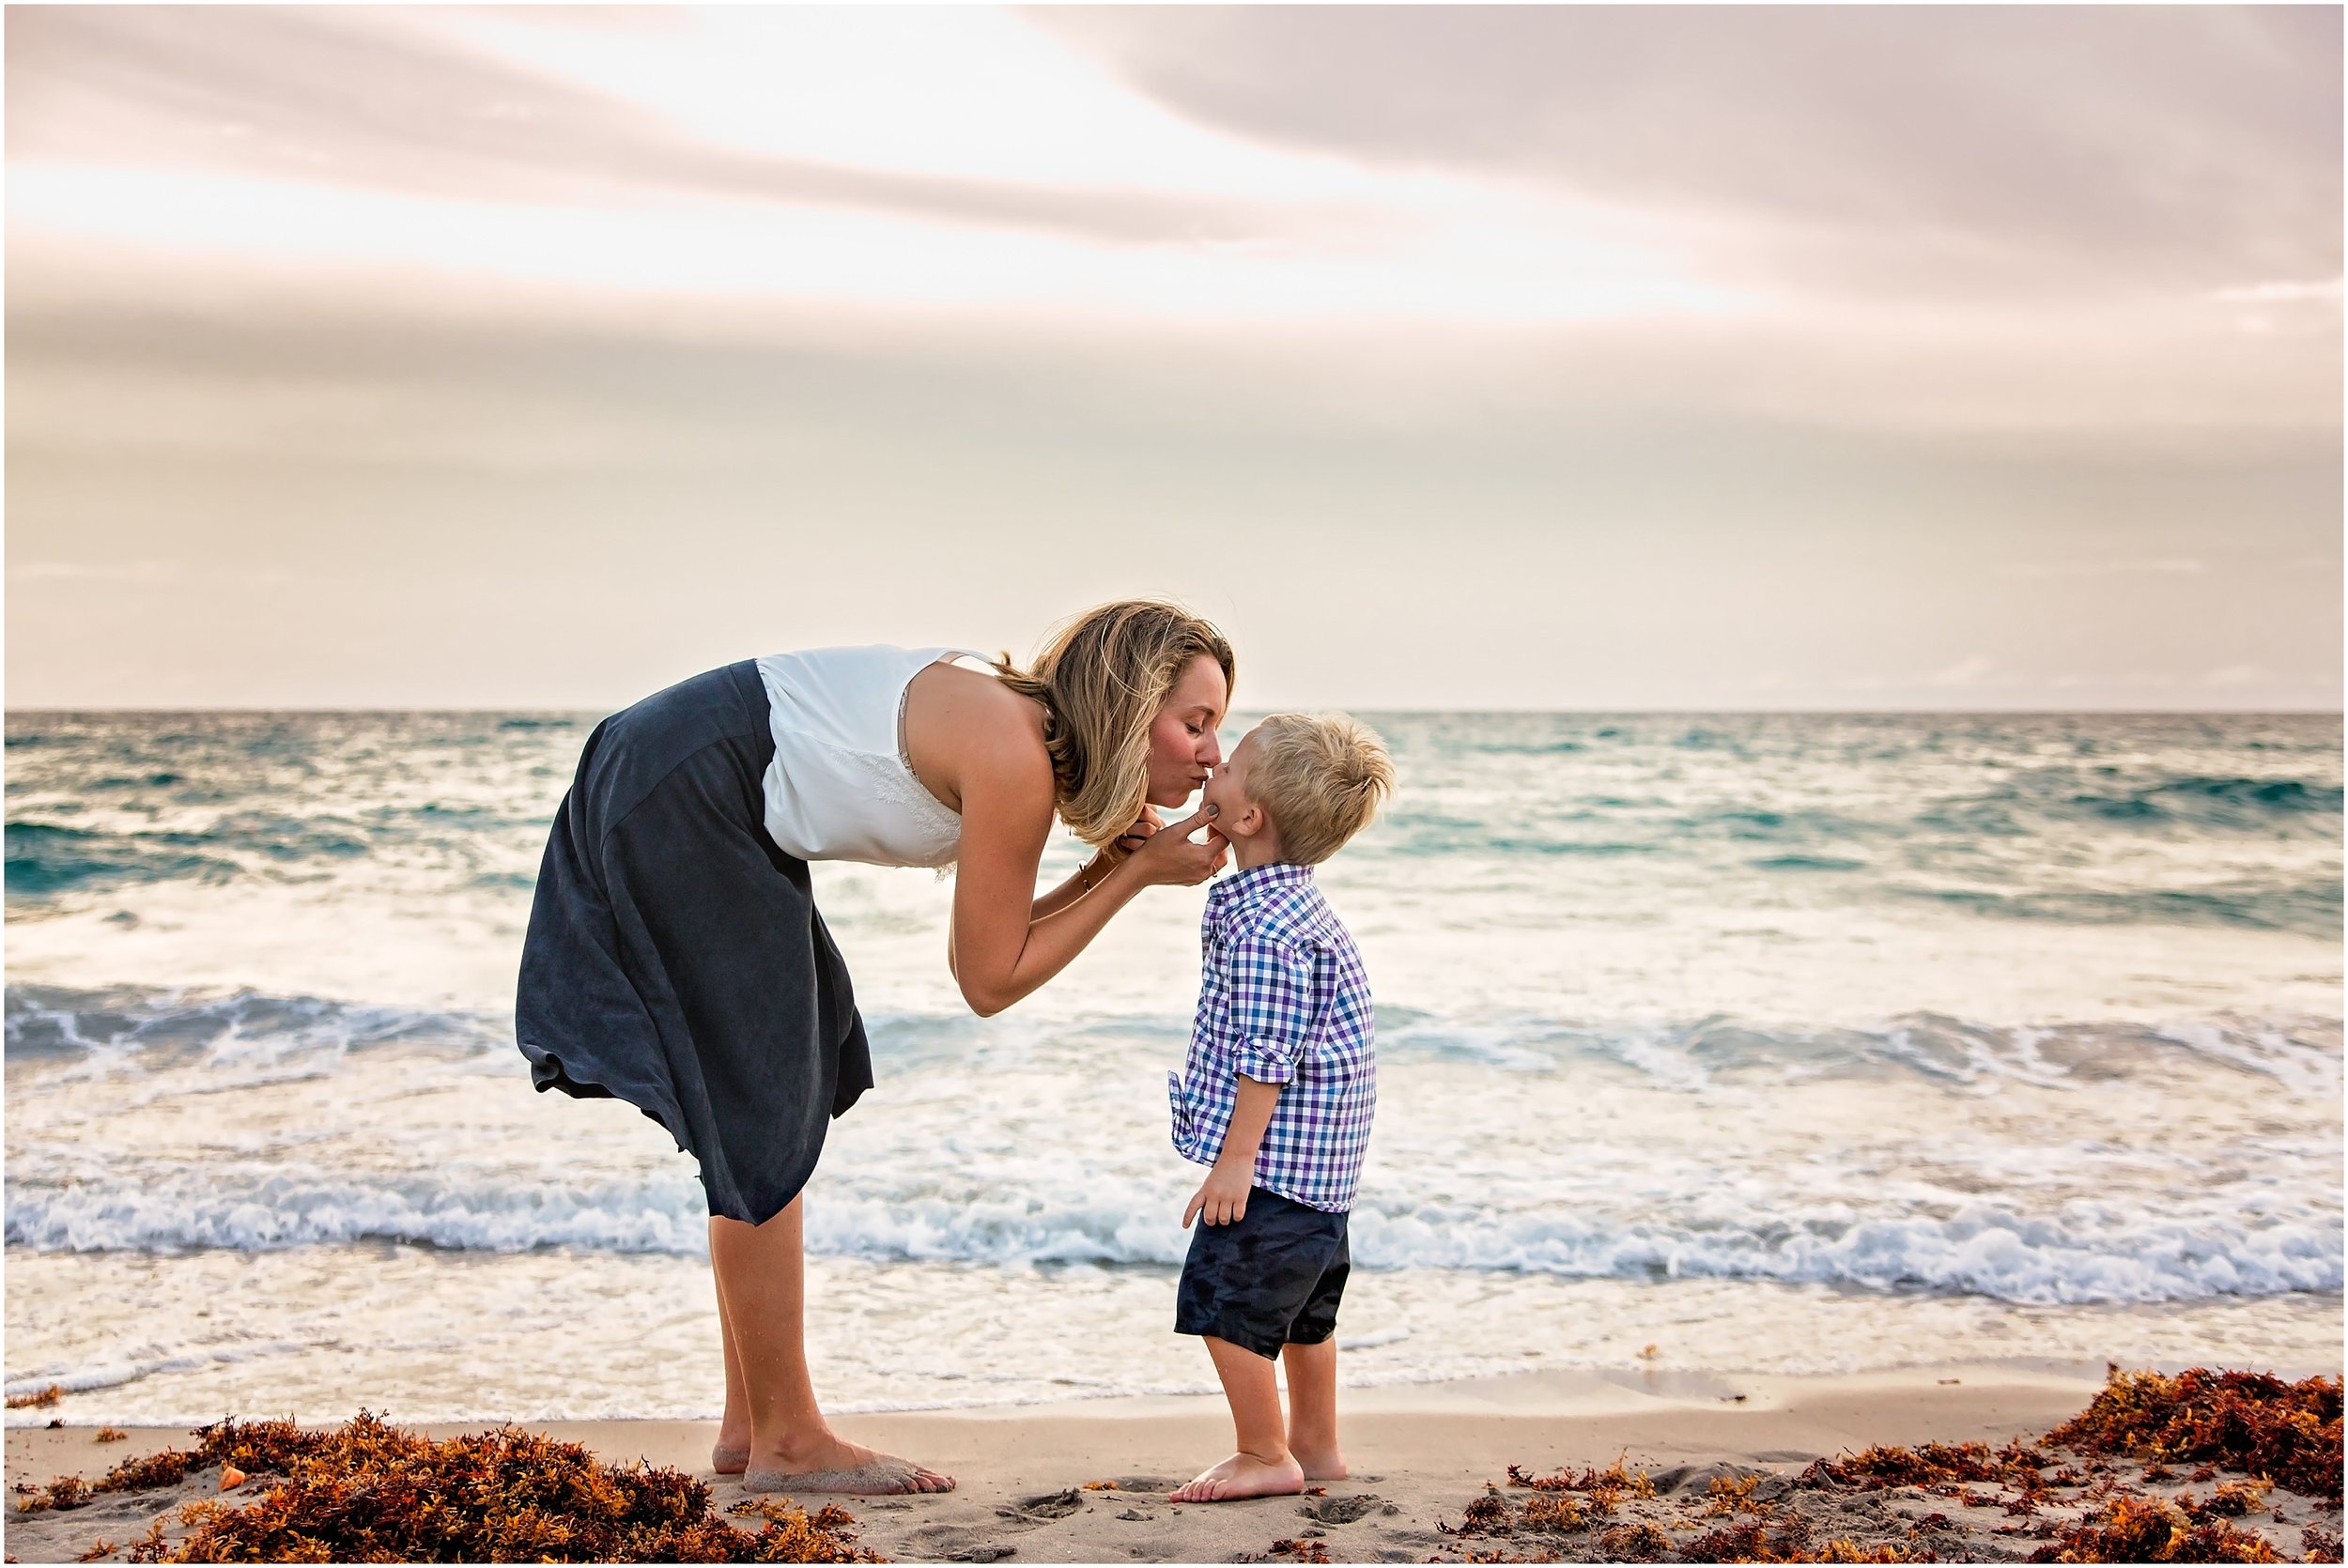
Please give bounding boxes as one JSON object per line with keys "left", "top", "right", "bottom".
{"left": 999, "top": 1487, "right": 1085, "bottom": 1522}
{"left": 900, "top": 1521, "right": 1018, "bottom": 1562}
{"left": 1297, "top": 1492, "right": 1384, "bottom": 1525}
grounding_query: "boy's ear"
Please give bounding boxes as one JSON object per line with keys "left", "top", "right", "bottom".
{"left": 1227, "top": 801, "right": 1267, "bottom": 838}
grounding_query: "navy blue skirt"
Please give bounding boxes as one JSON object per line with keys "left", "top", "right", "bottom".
{"left": 516, "top": 660, "right": 873, "bottom": 1225}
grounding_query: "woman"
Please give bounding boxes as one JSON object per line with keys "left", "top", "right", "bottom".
{"left": 517, "top": 601, "right": 1233, "bottom": 1495}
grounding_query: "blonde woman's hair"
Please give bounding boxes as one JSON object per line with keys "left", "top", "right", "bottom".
{"left": 994, "top": 601, "right": 1236, "bottom": 848}
{"left": 1247, "top": 714, "right": 1395, "bottom": 866}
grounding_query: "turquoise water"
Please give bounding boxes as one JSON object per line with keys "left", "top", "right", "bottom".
{"left": 6, "top": 710, "right": 2340, "bottom": 1421}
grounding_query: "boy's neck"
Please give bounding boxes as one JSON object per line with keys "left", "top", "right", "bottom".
{"left": 1232, "top": 831, "right": 1288, "bottom": 872}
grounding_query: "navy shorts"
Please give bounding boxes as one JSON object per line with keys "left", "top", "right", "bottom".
{"left": 1175, "top": 1186, "right": 1351, "bottom": 1360}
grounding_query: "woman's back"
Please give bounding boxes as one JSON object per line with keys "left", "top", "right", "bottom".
{"left": 754, "top": 645, "right": 974, "bottom": 869}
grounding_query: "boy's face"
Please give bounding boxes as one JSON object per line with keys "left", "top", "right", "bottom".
{"left": 1201, "top": 728, "right": 1261, "bottom": 831}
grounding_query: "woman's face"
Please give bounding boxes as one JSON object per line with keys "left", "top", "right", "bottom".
{"left": 1144, "top": 653, "right": 1229, "bottom": 809}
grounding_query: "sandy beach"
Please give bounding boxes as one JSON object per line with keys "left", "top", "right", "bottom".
{"left": 8, "top": 1362, "right": 2339, "bottom": 1562}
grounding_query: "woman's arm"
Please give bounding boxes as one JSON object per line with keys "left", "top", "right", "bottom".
{"left": 1027, "top": 847, "right": 1119, "bottom": 923}
{"left": 947, "top": 812, "right": 1155, "bottom": 979}
{"left": 948, "top": 743, "right": 1223, "bottom": 1017}
{"left": 1019, "top": 806, "right": 1162, "bottom": 924}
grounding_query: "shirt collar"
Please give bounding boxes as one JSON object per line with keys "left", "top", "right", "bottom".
{"left": 1206, "top": 859, "right": 1313, "bottom": 915}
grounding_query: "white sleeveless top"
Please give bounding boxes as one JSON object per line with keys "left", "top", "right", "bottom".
{"left": 751, "top": 645, "right": 982, "bottom": 869}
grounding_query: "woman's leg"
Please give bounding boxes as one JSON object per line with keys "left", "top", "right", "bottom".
{"left": 712, "top": 1267, "right": 750, "bottom": 1473}
{"left": 707, "top": 1196, "right": 955, "bottom": 1494}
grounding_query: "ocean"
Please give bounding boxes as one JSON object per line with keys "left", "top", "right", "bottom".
{"left": 6, "top": 709, "right": 2340, "bottom": 1424}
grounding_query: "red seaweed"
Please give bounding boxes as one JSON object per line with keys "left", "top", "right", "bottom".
{"left": 87, "top": 1411, "right": 878, "bottom": 1563}
{"left": 2025, "top": 1494, "right": 2282, "bottom": 1563}
{"left": 2044, "top": 1367, "right": 2341, "bottom": 1507}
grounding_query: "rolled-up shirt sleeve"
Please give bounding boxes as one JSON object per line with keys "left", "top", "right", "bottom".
{"left": 1224, "top": 933, "right": 1317, "bottom": 1085}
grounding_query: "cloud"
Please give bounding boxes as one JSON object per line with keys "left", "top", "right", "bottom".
{"left": 8, "top": 6, "right": 2336, "bottom": 441}
{"left": 8, "top": 561, "right": 178, "bottom": 582}
{"left": 2000, "top": 559, "right": 2208, "bottom": 578}
{"left": 3, "top": 7, "right": 1350, "bottom": 250}
{"left": 2212, "top": 280, "right": 2346, "bottom": 305}
{"left": 10, "top": 561, "right": 294, "bottom": 587}
{"left": 1033, "top": 7, "right": 2342, "bottom": 298}
{"left": 4, "top": 7, "right": 2337, "bottom": 709}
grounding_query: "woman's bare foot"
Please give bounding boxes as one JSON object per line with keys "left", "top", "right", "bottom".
{"left": 1169, "top": 1450, "right": 1305, "bottom": 1503}
{"left": 742, "top": 1433, "right": 954, "bottom": 1496}
{"left": 712, "top": 1441, "right": 749, "bottom": 1476}
{"left": 1291, "top": 1447, "right": 1348, "bottom": 1482}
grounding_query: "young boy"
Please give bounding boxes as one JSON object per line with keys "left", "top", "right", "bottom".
{"left": 1166, "top": 713, "right": 1395, "bottom": 1504}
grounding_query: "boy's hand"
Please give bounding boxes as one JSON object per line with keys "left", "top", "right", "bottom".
{"left": 1183, "top": 1161, "right": 1253, "bottom": 1228}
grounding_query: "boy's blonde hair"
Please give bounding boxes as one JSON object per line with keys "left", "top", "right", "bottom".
{"left": 1248, "top": 713, "right": 1395, "bottom": 866}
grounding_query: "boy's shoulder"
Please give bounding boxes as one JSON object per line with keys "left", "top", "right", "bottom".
{"left": 1220, "top": 869, "right": 1355, "bottom": 957}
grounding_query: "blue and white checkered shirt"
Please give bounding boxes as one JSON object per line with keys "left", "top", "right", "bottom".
{"left": 1168, "top": 861, "right": 1376, "bottom": 1213}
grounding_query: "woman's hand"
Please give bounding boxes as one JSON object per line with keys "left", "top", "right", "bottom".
{"left": 1104, "top": 805, "right": 1165, "bottom": 862}
{"left": 1122, "top": 806, "right": 1227, "bottom": 886}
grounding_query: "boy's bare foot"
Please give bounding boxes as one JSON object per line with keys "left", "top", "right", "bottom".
{"left": 1169, "top": 1451, "right": 1305, "bottom": 1502}
{"left": 742, "top": 1433, "right": 954, "bottom": 1496}
{"left": 1292, "top": 1447, "right": 1348, "bottom": 1482}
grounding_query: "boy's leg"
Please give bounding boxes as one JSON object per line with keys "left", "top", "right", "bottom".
{"left": 1282, "top": 1337, "right": 1347, "bottom": 1481}
{"left": 1169, "top": 1336, "right": 1307, "bottom": 1502}
{"left": 1282, "top": 1215, "right": 1350, "bottom": 1480}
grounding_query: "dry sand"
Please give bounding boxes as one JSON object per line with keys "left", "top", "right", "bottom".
{"left": 6, "top": 1363, "right": 2337, "bottom": 1562}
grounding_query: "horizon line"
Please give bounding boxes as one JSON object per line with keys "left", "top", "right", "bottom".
{"left": 7, "top": 704, "right": 2340, "bottom": 719}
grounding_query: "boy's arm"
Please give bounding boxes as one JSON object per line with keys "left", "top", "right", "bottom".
{"left": 1182, "top": 1075, "right": 1281, "bottom": 1229}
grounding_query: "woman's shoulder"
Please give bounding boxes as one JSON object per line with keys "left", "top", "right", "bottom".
{"left": 905, "top": 658, "right": 1056, "bottom": 809}
{"left": 932, "top": 664, "right": 1050, "bottom": 753}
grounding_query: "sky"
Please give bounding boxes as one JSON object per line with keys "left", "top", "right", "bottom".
{"left": 6, "top": 5, "right": 2340, "bottom": 711}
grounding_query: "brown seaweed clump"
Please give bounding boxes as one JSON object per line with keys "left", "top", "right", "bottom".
{"left": 13, "top": 1411, "right": 875, "bottom": 1562}
{"left": 2024, "top": 1494, "right": 2282, "bottom": 1564}
{"left": 2187, "top": 1481, "right": 2274, "bottom": 1520}
{"left": 2044, "top": 1367, "right": 2342, "bottom": 1507}
{"left": 1676, "top": 1515, "right": 1924, "bottom": 1564}
{"left": 1797, "top": 1437, "right": 2052, "bottom": 1502}
{"left": 136, "top": 1413, "right": 876, "bottom": 1563}
{"left": 1594, "top": 1520, "right": 1673, "bottom": 1560}
{"left": 15, "top": 1474, "right": 91, "bottom": 1514}
{"left": 1441, "top": 1459, "right": 1664, "bottom": 1545}
{"left": 1441, "top": 1484, "right": 1517, "bottom": 1536}
{"left": 1505, "top": 1457, "right": 1656, "bottom": 1514}
{"left": 7, "top": 1384, "right": 66, "bottom": 1409}
{"left": 17, "top": 1444, "right": 208, "bottom": 1514}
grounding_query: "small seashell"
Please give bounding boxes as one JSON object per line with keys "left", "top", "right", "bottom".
{"left": 219, "top": 1467, "right": 247, "bottom": 1490}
